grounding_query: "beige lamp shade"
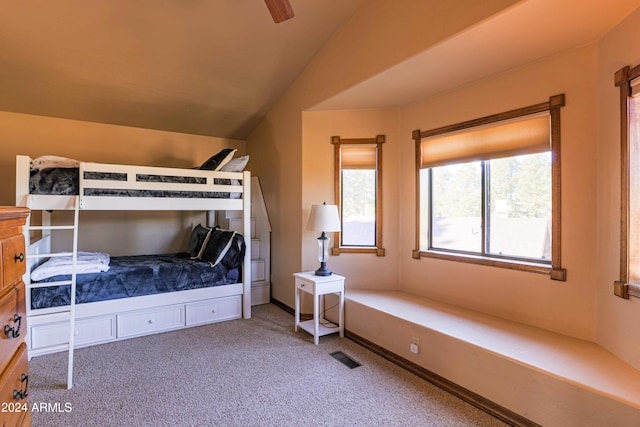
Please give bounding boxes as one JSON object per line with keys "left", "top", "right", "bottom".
{"left": 306, "top": 204, "right": 341, "bottom": 232}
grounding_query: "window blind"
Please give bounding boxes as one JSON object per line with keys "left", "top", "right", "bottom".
{"left": 420, "top": 112, "right": 551, "bottom": 169}
{"left": 341, "top": 145, "right": 377, "bottom": 169}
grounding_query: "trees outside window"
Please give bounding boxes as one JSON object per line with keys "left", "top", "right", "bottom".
{"left": 413, "top": 95, "right": 566, "bottom": 280}
{"left": 332, "top": 135, "right": 385, "bottom": 256}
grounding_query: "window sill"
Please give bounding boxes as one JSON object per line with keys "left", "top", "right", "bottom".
{"left": 613, "top": 281, "right": 640, "bottom": 299}
{"left": 332, "top": 247, "right": 385, "bottom": 256}
{"left": 412, "top": 249, "right": 566, "bottom": 281}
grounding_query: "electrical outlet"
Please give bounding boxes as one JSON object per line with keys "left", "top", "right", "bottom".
{"left": 410, "top": 343, "right": 420, "bottom": 354}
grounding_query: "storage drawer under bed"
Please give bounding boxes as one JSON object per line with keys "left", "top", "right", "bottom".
{"left": 117, "top": 305, "right": 185, "bottom": 338}
{"left": 30, "top": 315, "right": 116, "bottom": 350}
{"left": 28, "top": 295, "right": 243, "bottom": 355}
{"left": 185, "top": 295, "right": 241, "bottom": 326}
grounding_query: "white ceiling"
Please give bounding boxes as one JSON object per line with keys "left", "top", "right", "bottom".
{"left": 0, "top": 0, "right": 638, "bottom": 140}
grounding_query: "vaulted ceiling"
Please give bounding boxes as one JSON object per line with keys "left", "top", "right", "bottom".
{"left": 0, "top": 0, "right": 363, "bottom": 139}
{"left": 313, "top": 0, "right": 640, "bottom": 111}
{"left": 0, "top": 0, "right": 638, "bottom": 140}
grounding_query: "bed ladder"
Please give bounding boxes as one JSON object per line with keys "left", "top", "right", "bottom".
{"left": 24, "top": 196, "right": 80, "bottom": 389}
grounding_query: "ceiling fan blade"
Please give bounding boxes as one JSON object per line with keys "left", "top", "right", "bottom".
{"left": 264, "top": 0, "right": 294, "bottom": 23}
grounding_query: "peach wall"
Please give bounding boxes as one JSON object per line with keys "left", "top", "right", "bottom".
{"left": 596, "top": 7, "right": 640, "bottom": 369}
{"left": 0, "top": 111, "right": 245, "bottom": 255}
{"left": 246, "top": 94, "right": 304, "bottom": 305}
{"left": 247, "top": 0, "right": 520, "bottom": 306}
{"left": 301, "top": 109, "right": 400, "bottom": 295}
{"left": 398, "top": 46, "right": 599, "bottom": 340}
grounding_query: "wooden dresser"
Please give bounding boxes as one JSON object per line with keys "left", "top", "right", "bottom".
{"left": 0, "top": 207, "right": 30, "bottom": 427}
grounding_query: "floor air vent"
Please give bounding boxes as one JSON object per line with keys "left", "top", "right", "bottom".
{"left": 330, "top": 351, "right": 361, "bottom": 369}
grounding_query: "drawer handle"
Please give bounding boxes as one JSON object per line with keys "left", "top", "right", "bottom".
{"left": 13, "top": 373, "right": 29, "bottom": 401}
{"left": 14, "top": 252, "right": 25, "bottom": 263}
{"left": 3, "top": 314, "right": 22, "bottom": 339}
{"left": 148, "top": 319, "right": 155, "bottom": 324}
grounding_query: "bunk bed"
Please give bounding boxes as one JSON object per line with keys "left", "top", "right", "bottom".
{"left": 15, "top": 154, "right": 251, "bottom": 388}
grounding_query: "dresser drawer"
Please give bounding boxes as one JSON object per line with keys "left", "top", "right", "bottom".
{"left": 117, "top": 305, "right": 184, "bottom": 338}
{"left": 1, "top": 235, "right": 26, "bottom": 290}
{"left": 0, "top": 343, "right": 29, "bottom": 426}
{"left": 0, "top": 284, "right": 25, "bottom": 374}
{"left": 185, "top": 295, "right": 241, "bottom": 326}
{"left": 18, "top": 409, "right": 31, "bottom": 427}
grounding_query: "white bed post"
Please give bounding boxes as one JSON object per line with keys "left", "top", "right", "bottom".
{"left": 15, "top": 155, "right": 31, "bottom": 208}
{"left": 66, "top": 196, "right": 80, "bottom": 389}
{"left": 242, "top": 171, "right": 251, "bottom": 318}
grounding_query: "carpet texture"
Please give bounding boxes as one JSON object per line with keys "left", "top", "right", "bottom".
{"left": 28, "top": 304, "right": 507, "bottom": 426}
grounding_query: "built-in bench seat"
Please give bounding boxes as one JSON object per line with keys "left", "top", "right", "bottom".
{"left": 344, "top": 289, "right": 640, "bottom": 427}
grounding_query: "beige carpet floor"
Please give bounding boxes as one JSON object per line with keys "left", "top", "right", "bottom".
{"left": 27, "top": 303, "right": 508, "bottom": 426}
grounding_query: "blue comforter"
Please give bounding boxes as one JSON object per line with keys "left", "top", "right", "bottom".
{"left": 30, "top": 252, "right": 241, "bottom": 309}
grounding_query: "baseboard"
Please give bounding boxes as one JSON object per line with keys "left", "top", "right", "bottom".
{"left": 345, "top": 330, "right": 540, "bottom": 427}
{"left": 270, "top": 297, "right": 312, "bottom": 320}
{"left": 270, "top": 298, "right": 538, "bottom": 426}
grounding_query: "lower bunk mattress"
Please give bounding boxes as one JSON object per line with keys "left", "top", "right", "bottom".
{"left": 30, "top": 252, "right": 241, "bottom": 310}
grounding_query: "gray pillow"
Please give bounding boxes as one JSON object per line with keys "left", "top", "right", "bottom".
{"left": 199, "top": 227, "right": 237, "bottom": 267}
{"left": 220, "top": 155, "right": 249, "bottom": 172}
{"left": 199, "top": 149, "right": 237, "bottom": 171}
{"left": 187, "top": 224, "right": 212, "bottom": 258}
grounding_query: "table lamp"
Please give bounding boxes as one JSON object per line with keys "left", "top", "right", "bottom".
{"left": 306, "top": 203, "right": 341, "bottom": 276}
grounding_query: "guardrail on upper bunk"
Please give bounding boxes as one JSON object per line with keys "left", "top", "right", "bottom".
{"left": 78, "top": 162, "right": 248, "bottom": 211}
{"left": 16, "top": 155, "right": 249, "bottom": 211}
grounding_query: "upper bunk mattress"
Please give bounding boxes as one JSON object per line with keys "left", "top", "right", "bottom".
{"left": 30, "top": 252, "right": 242, "bottom": 310}
{"left": 29, "top": 168, "right": 239, "bottom": 198}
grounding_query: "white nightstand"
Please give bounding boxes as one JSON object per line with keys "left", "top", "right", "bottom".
{"left": 294, "top": 271, "right": 345, "bottom": 345}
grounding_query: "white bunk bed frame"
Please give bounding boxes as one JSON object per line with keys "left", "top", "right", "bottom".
{"left": 15, "top": 155, "right": 251, "bottom": 388}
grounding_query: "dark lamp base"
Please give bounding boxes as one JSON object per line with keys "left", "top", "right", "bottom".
{"left": 314, "top": 263, "right": 332, "bottom": 276}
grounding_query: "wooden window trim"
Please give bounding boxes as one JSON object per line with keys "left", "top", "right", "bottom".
{"left": 412, "top": 95, "right": 566, "bottom": 281}
{"left": 614, "top": 64, "right": 640, "bottom": 299}
{"left": 332, "top": 135, "right": 385, "bottom": 256}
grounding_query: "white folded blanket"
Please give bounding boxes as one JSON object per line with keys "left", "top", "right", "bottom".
{"left": 31, "top": 251, "right": 110, "bottom": 281}
{"left": 30, "top": 155, "right": 80, "bottom": 172}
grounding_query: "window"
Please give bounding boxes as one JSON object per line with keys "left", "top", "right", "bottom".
{"left": 614, "top": 65, "right": 640, "bottom": 299}
{"left": 413, "top": 95, "right": 566, "bottom": 280}
{"left": 332, "top": 135, "right": 385, "bottom": 256}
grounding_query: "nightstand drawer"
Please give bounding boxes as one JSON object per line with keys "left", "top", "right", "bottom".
{"left": 296, "top": 279, "right": 315, "bottom": 294}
